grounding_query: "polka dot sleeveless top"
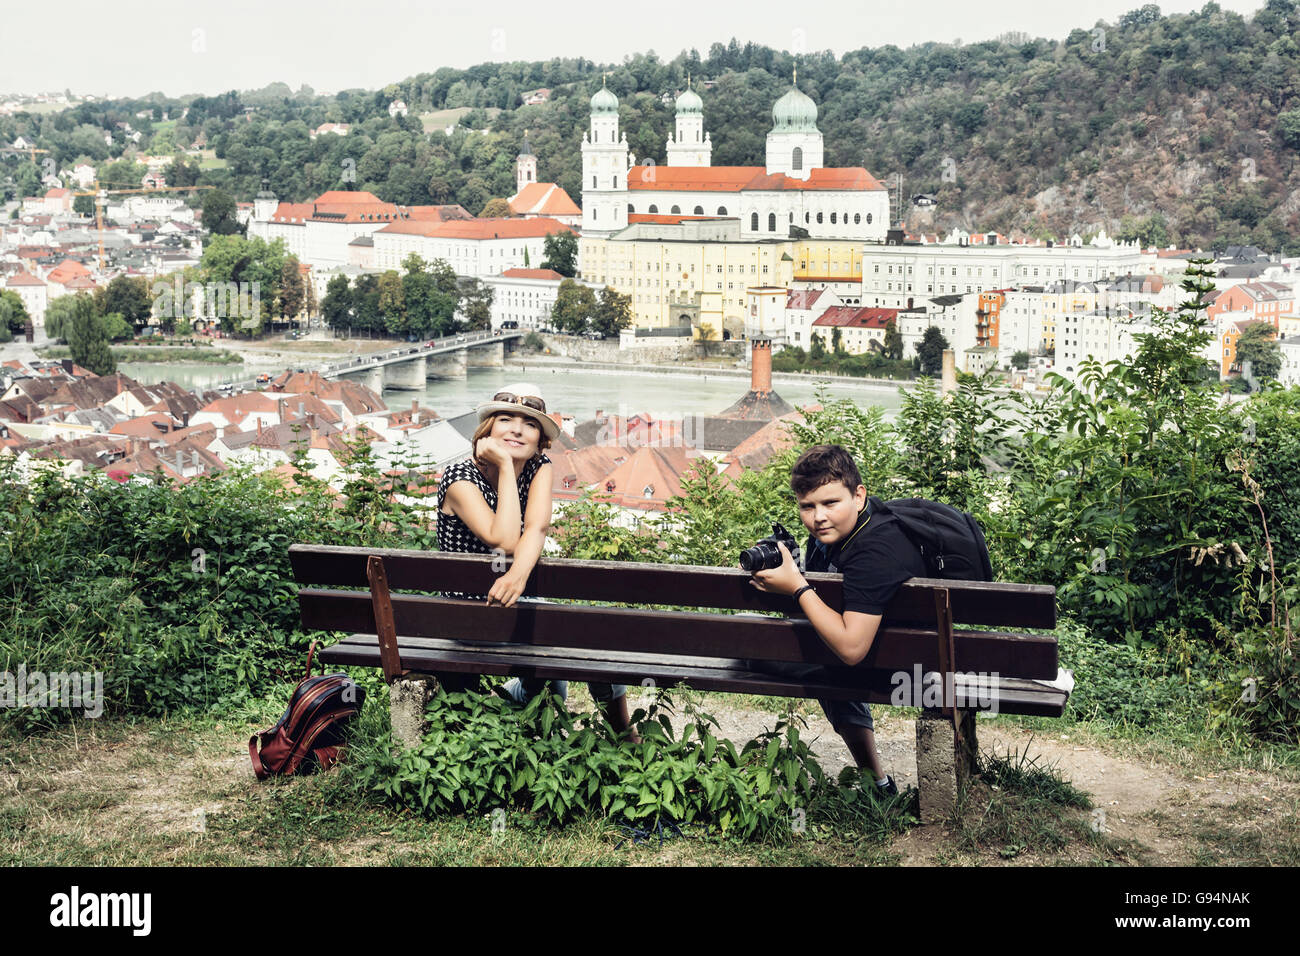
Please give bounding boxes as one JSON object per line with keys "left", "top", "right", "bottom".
{"left": 437, "top": 454, "right": 550, "bottom": 598}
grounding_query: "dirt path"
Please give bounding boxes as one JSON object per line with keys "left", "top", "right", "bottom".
{"left": 678, "top": 696, "right": 1299, "bottom": 865}
{"left": 4, "top": 699, "right": 1296, "bottom": 865}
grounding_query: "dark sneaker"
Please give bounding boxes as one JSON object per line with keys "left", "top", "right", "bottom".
{"left": 876, "top": 775, "right": 898, "bottom": 796}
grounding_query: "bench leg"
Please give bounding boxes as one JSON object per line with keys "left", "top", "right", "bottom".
{"left": 915, "top": 707, "right": 978, "bottom": 824}
{"left": 389, "top": 675, "right": 439, "bottom": 750}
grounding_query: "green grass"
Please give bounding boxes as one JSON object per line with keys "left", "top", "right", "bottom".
{"left": 36, "top": 345, "right": 242, "bottom": 364}
{"left": 954, "top": 744, "right": 1145, "bottom": 864}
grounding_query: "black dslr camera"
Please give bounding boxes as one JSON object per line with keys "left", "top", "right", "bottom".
{"left": 739, "top": 522, "right": 802, "bottom": 573}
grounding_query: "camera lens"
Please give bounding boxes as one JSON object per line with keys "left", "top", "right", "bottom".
{"left": 739, "top": 541, "right": 779, "bottom": 572}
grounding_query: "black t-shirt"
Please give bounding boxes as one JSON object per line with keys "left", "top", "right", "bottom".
{"left": 805, "top": 511, "right": 928, "bottom": 615}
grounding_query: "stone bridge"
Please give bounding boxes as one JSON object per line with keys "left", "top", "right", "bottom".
{"left": 232, "top": 331, "right": 522, "bottom": 394}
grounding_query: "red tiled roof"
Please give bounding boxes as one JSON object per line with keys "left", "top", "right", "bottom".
{"left": 627, "top": 214, "right": 721, "bottom": 224}
{"left": 309, "top": 191, "right": 402, "bottom": 224}
{"left": 46, "top": 258, "right": 92, "bottom": 285}
{"left": 509, "top": 183, "right": 581, "bottom": 217}
{"left": 270, "top": 202, "right": 314, "bottom": 224}
{"left": 6, "top": 272, "right": 45, "bottom": 287}
{"left": 404, "top": 205, "right": 474, "bottom": 222}
{"left": 786, "top": 289, "right": 824, "bottom": 310}
{"left": 626, "top": 165, "right": 885, "bottom": 193}
{"left": 500, "top": 268, "right": 565, "bottom": 280}
{"left": 813, "top": 306, "right": 896, "bottom": 329}
{"left": 377, "top": 217, "right": 574, "bottom": 240}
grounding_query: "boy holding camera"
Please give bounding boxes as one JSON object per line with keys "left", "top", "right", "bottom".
{"left": 746, "top": 444, "right": 928, "bottom": 795}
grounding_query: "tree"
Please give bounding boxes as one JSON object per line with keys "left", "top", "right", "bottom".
{"left": 1011, "top": 350, "right": 1030, "bottom": 370}
{"left": 591, "top": 287, "right": 632, "bottom": 338}
{"left": 73, "top": 194, "right": 95, "bottom": 217}
{"left": 99, "top": 276, "right": 152, "bottom": 330}
{"left": 201, "top": 188, "right": 241, "bottom": 236}
{"left": 884, "top": 319, "right": 904, "bottom": 360}
{"left": 322, "top": 275, "right": 354, "bottom": 333}
{"left": 63, "top": 294, "right": 116, "bottom": 375}
{"left": 377, "top": 270, "right": 405, "bottom": 332}
{"left": 809, "top": 332, "right": 827, "bottom": 362}
{"left": 550, "top": 278, "right": 596, "bottom": 333}
{"left": 1236, "top": 321, "right": 1282, "bottom": 382}
{"left": 1277, "top": 108, "right": 1300, "bottom": 151}
{"left": 100, "top": 312, "right": 133, "bottom": 342}
{"left": 458, "top": 277, "right": 494, "bottom": 331}
{"left": 541, "top": 231, "right": 578, "bottom": 278}
{"left": 44, "top": 296, "right": 77, "bottom": 342}
{"left": 917, "top": 326, "right": 950, "bottom": 376}
{"left": 697, "top": 322, "right": 718, "bottom": 357}
{"left": 0, "top": 290, "right": 29, "bottom": 335}
{"left": 480, "top": 197, "right": 512, "bottom": 217}
{"left": 278, "top": 258, "right": 306, "bottom": 324}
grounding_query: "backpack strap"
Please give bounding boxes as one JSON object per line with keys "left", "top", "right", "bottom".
{"left": 249, "top": 733, "right": 270, "bottom": 781}
{"left": 302, "top": 640, "right": 319, "bottom": 681}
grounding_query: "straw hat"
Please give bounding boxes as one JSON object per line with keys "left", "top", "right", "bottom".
{"left": 475, "top": 382, "right": 560, "bottom": 440}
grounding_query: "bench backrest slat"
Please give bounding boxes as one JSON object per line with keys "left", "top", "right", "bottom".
{"left": 296, "top": 588, "right": 1059, "bottom": 679}
{"left": 289, "top": 545, "right": 1057, "bottom": 630}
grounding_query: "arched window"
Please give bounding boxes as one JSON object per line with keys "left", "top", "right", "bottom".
{"left": 816, "top": 212, "right": 823, "bottom": 224}
{"left": 627, "top": 203, "right": 634, "bottom": 213}
{"left": 792, "top": 147, "right": 803, "bottom": 170}
{"left": 593, "top": 208, "right": 598, "bottom": 220}
{"left": 854, "top": 213, "right": 861, "bottom": 224}
{"left": 751, "top": 212, "right": 759, "bottom": 231}
{"left": 613, "top": 175, "right": 619, "bottom": 188}
{"left": 805, "top": 212, "right": 810, "bottom": 224}
{"left": 693, "top": 205, "right": 703, "bottom": 215}
{"left": 671, "top": 205, "right": 681, "bottom": 214}
{"left": 830, "top": 212, "right": 837, "bottom": 224}
{"left": 648, "top": 204, "right": 658, "bottom": 214}
{"left": 768, "top": 213, "right": 776, "bottom": 231}
{"left": 717, "top": 206, "right": 728, "bottom": 215}
{"left": 866, "top": 213, "right": 873, "bottom": 224}
{"left": 592, "top": 175, "right": 597, "bottom": 188}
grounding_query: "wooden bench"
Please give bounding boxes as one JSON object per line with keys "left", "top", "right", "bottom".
{"left": 290, "top": 544, "right": 1069, "bottom": 822}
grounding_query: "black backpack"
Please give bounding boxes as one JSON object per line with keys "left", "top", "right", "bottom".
{"left": 860, "top": 496, "right": 994, "bottom": 581}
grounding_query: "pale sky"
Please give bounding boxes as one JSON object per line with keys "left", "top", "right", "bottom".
{"left": 0, "top": 0, "right": 1272, "bottom": 99}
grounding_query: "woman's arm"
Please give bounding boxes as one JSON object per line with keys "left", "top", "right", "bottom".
{"left": 443, "top": 456, "right": 523, "bottom": 551}
{"left": 487, "top": 463, "right": 552, "bottom": 607}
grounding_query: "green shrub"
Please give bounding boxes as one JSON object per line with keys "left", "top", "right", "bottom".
{"left": 348, "top": 686, "right": 913, "bottom": 841}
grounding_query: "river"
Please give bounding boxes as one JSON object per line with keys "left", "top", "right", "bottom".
{"left": 118, "top": 360, "right": 909, "bottom": 421}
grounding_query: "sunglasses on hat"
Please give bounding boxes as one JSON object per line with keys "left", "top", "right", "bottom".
{"left": 492, "top": 391, "right": 546, "bottom": 413}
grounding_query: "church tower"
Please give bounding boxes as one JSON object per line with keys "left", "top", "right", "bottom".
{"left": 665, "top": 77, "right": 711, "bottom": 167}
{"left": 765, "top": 70, "right": 823, "bottom": 181}
{"left": 580, "top": 78, "right": 629, "bottom": 236}
{"left": 515, "top": 131, "right": 538, "bottom": 198}
{"left": 253, "top": 178, "right": 278, "bottom": 221}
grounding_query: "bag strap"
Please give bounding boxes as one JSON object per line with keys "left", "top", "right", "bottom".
{"left": 303, "top": 640, "right": 320, "bottom": 681}
{"left": 249, "top": 734, "right": 269, "bottom": 781}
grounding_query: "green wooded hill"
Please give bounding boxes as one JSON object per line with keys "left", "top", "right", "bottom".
{"left": 4, "top": 1, "right": 1299, "bottom": 251}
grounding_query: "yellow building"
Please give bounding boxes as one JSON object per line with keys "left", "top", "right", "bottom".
{"left": 577, "top": 220, "right": 875, "bottom": 336}
{"left": 793, "top": 239, "right": 863, "bottom": 283}
{"left": 579, "top": 218, "right": 794, "bottom": 337}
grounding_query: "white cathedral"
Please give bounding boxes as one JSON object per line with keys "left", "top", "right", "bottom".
{"left": 579, "top": 75, "right": 890, "bottom": 242}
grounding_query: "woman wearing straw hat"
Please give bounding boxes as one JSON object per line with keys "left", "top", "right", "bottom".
{"left": 434, "top": 383, "right": 635, "bottom": 736}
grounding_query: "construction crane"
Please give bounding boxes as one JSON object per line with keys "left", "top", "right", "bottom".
{"left": 71, "top": 180, "right": 214, "bottom": 273}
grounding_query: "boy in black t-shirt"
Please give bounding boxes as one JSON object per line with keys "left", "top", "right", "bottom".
{"left": 748, "top": 444, "right": 927, "bottom": 795}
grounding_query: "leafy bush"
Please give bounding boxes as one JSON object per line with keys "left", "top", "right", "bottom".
{"left": 349, "top": 685, "right": 911, "bottom": 841}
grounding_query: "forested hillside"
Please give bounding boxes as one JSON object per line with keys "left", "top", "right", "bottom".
{"left": 4, "top": 1, "right": 1300, "bottom": 251}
